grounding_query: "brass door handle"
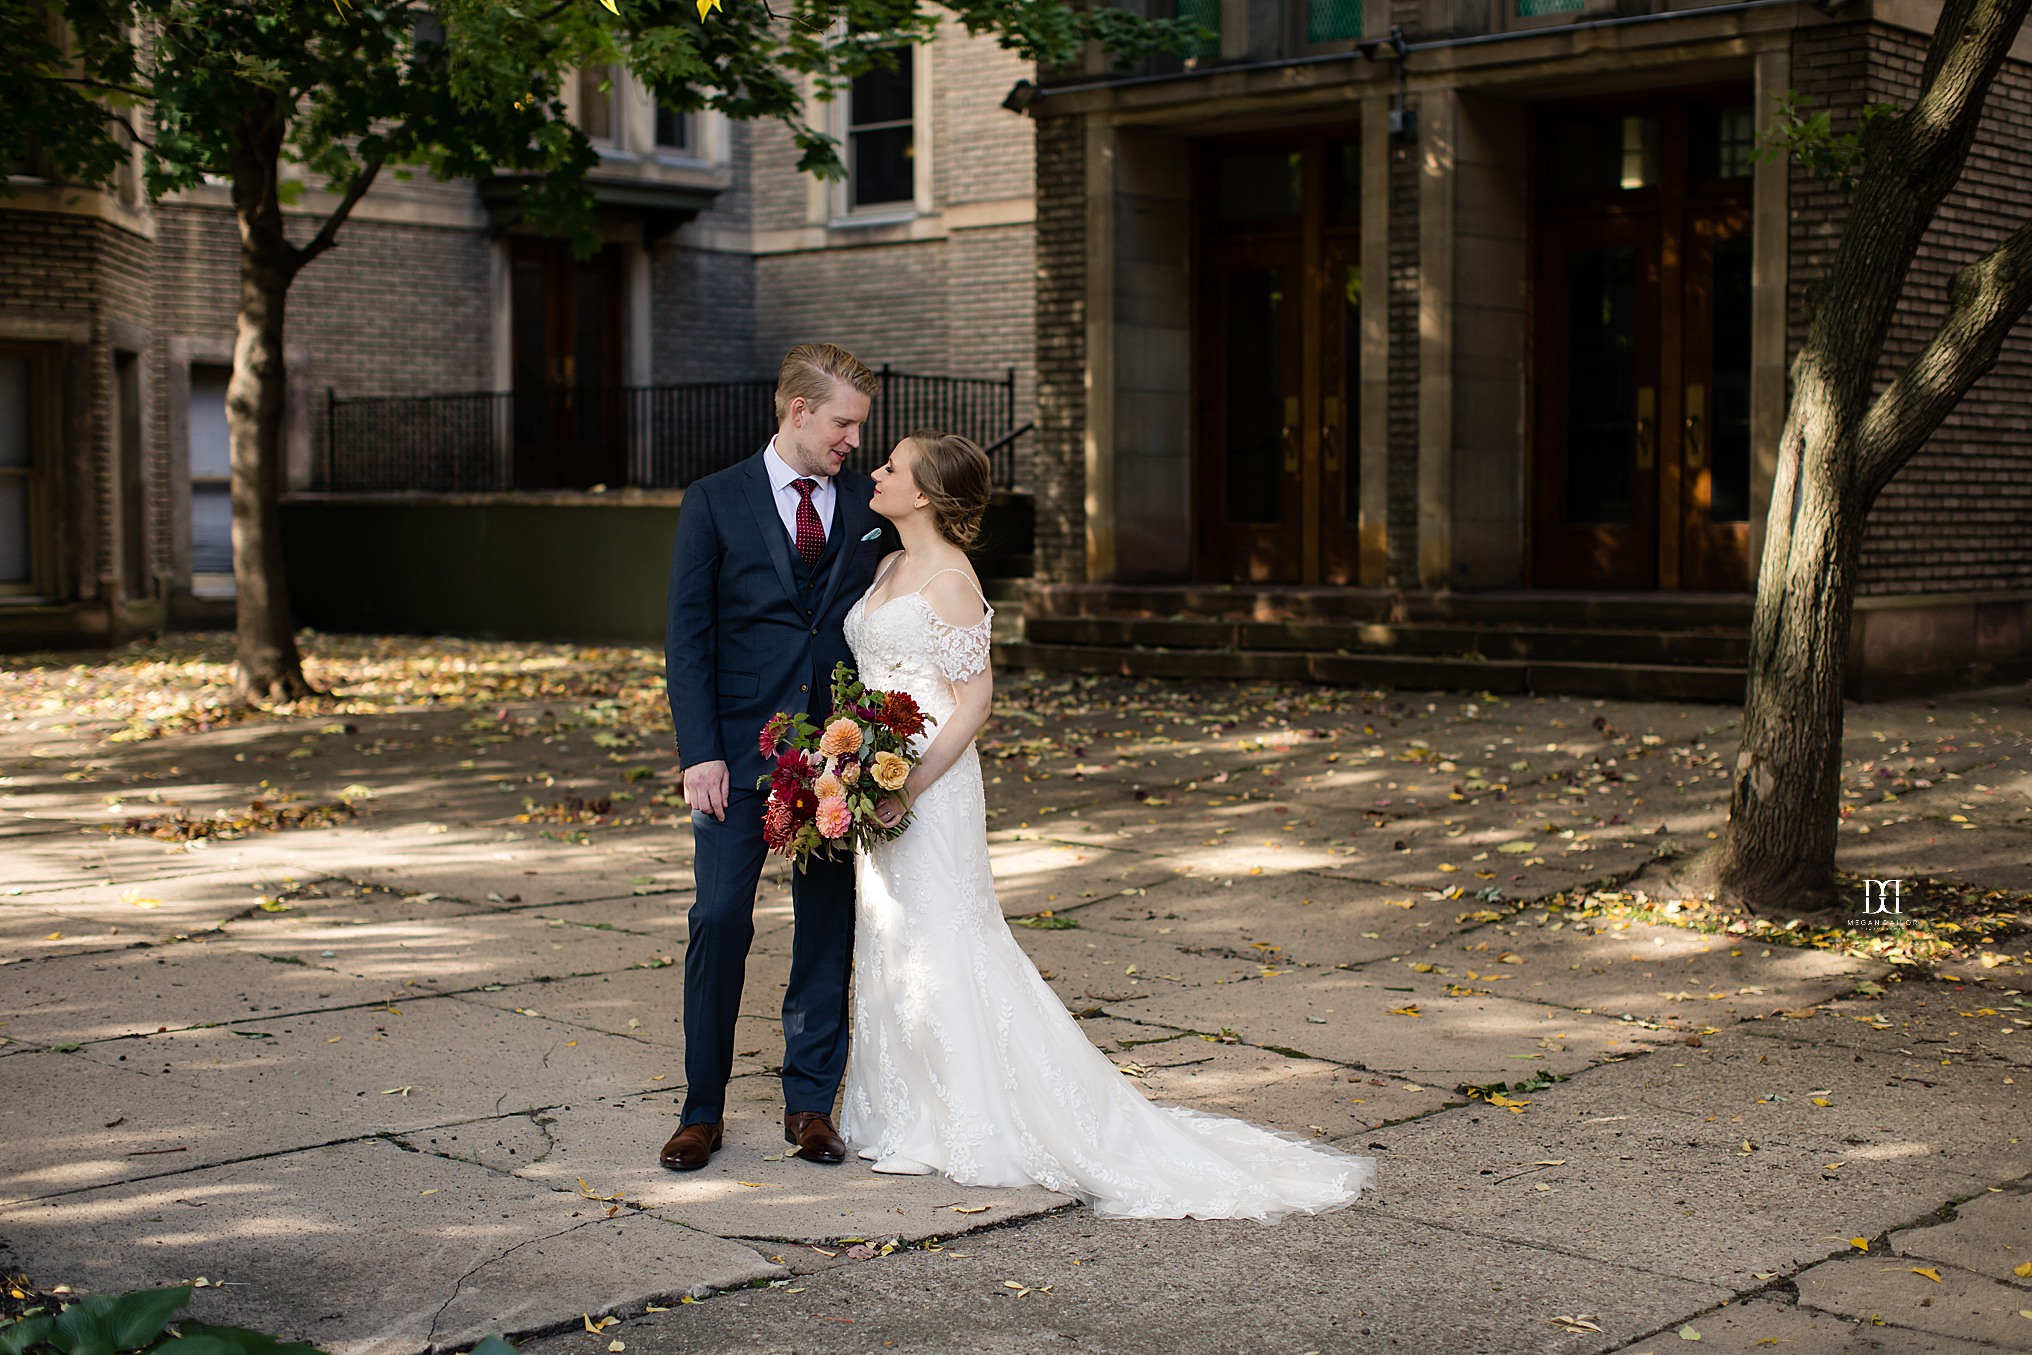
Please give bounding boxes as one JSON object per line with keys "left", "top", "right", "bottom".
{"left": 1282, "top": 395, "right": 1300, "bottom": 474}
{"left": 1684, "top": 383, "right": 1707, "bottom": 472}
{"left": 1636, "top": 385, "right": 1656, "bottom": 471}
{"left": 1322, "top": 395, "right": 1342, "bottom": 474}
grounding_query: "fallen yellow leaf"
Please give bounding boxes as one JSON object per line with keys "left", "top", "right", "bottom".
{"left": 1911, "top": 1267, "right": 1941, "bottom": 1283}
{"left": 1850, "top": 1237, "right": 1870, "bottom": 1252}
{"left": 951, "top": 1204, "right": 991, "bottom": 1214}
{"left": 2016, "top": 1261, "right": 2032, "bottom": 1279}
{"left": 1387, "top": 1005, "right": 1422, "bottom": 1017}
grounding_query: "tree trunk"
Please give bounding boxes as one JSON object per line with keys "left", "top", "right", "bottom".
{"left": 1717, "top": 403, "right": 1865, "bottom": 916}
{"left": 1715, "top": 0, "right": 2032, "bottom": 916}
{"left": 227, "top": 108, "right": 316, "bottom": 704}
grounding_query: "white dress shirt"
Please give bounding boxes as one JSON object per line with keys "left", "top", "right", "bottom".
{"left": 762, "top": 437, "right": 835, "bottom": 549}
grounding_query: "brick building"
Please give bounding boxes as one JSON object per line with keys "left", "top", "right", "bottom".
{"left": 0, "top": 18, "right": 1036, "bottom": 650}
{"left": 1011, "top": 0, "right": 2032, "bottom": 698}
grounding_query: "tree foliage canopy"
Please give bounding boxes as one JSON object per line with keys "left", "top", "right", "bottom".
{"left": 5, "top": 0, "right": 1197, "bottom": 237}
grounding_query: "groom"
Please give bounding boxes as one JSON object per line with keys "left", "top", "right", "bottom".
{"left": 660, "top": 342, "right": 897, "bottom": 1171}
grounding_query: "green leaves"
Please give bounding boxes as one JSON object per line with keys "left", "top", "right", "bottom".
{"left": 1756, "top": 92, "right": 1905, "bottom": 194}
{"left": 152, "top": 1322, "right": 320, "bottom": 1355}
{"left": 0, "top": 1286, "right": 196, "bottom": 1355}
{"left": 0, "top": 1317, "right": 56, "bottom": 1355}
{"left": 106, "top": 1289, "right": 197, "bottom": 1352}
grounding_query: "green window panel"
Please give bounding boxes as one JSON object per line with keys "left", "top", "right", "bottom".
{"left": 1516, "top": 0, "right": 1585, "bottom": 14}
{"left": 1308, "top": 0, "right": 1363, "bottom": 42}
{"left": 1178, "top": 0, "right": 1221, "bottom": 59}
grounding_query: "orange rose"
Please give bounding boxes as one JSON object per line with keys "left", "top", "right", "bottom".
{"left": 871, "top": 750, "right": 910, "bottom": 791}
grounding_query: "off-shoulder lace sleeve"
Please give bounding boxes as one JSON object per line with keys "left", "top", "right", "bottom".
{"left": 916, "top": 568, "right": 995, "bottom": 683}
{"left": 928, "top": 609, "right": 994, "bottom": 683}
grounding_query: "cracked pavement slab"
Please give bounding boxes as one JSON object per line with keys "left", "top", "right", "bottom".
{"left": 3, "top": 648, "right": 2028, "bottom": 1354}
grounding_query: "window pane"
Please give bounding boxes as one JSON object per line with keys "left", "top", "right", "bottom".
{"left": 1343, "top": 263, "right": 1361, "bottom": 525}
{"left": 1704, "top": 104, "right": 1756, "bottom": 180}
{"left": 0, "top": 357, "right": 27, "bottom": 468}
{"left": 1517, "top": 0, "right": 1583, "bottom": 13}
{"left": 850, "top": 48, "right": 912, "bottom": 129}
{"left": 1562, "top": 245, "right": 1637, "bottom": 525}
{"left": 579, "top": 67, "right": 614, "bottom": 142}
{"left": 1554, "top": 116, "right": 1659, "bottom": 196}
{"left": 1218, "top": 150, "right": 1302, "bottom": 221}
{"left": 1709, "top": 238, "right": 1754, "bottom": 522}
{"left": 655, "top": 104, "right": 690, "bottom": 151}
{"left": 1308, "top": 0, "right": 1362, "bottom": 41}
{"left": 0, "top": 478, "right": 26, "bottom": 582}
{"left": 189, "top": 365, "right": 233, "bottom": 479}
{"left": 1177, "top": 0, "right": 1220, "bottom": 58}
{"left": 851, "top": 126, "right": 914, "bottom": 207}
{"left": 1224, "top": 269, "right": 1286, "bottom": 525}
{"left": 191, "top": 484, "right": 233, "bottom": 573}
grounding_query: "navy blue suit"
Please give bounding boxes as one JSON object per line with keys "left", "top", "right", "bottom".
{"left": 665, "top": 448, "right": 897, "bottom": 1126}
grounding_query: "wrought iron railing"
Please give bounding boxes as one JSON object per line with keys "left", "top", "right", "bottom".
{"left": 318, "top": 367, "right": 1027, "bottom": 494}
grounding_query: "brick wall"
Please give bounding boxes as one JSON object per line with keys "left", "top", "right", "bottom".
{"left": 1032, "top": 114, "right": 1086, "bottom": 582}
{"left": 0, "top": 209, "right": 158, "bottom": 601}
{"left": 651, "top": 243, "right": 759, "bottom": 382}
{"left": 1789, "top": 23, "right": 2032, "bottom": 597}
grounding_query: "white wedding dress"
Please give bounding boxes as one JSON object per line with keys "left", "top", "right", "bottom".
{"left": 838, "top": 567, "right": 1377, "bottom": 1222}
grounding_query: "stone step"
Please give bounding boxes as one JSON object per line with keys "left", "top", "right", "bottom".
{"left": 991, "top": 640, "right": 1747, "bottom": 703}
{"left": 1025, "top": 583, "right": 1753, "bottom": 631}
{"left": 1021, "top": 616, "right": 1749, "bottom": 667}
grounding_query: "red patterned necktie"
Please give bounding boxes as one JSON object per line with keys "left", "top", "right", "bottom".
{"left": 792, "top": 478, "right": 825, "bottom": 569}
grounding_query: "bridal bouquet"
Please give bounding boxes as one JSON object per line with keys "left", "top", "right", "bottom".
{"left": 756, "top": 661, "right": 935, "bottom": 870}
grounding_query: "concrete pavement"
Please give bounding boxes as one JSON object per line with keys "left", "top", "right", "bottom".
{"left": 1, "top": 637, "right": 2026, "bottom": 1354}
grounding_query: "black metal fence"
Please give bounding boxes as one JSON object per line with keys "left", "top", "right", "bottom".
{"left": 320, "top": 368, "right": 1029, "bottom": 494}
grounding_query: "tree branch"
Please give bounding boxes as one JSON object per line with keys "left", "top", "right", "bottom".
{"left": 288, "top": 148, "right": 388, "bottom": 276}
{"left": 1856, "top": 214, "right": 2032, "bottom": 501}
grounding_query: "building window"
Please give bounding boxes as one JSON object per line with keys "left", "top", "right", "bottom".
{"left": 654, "top": 104, "right": 691, "bottom": 154}
{"left": 188, "top": 364, "right": 234, "bottom": 577}
{"left": 579, "top": 66, "right": 618, "bottom": 144}
{"left": 1711, "top": 104, "right": 1756, "bottom": 179}
{"left": 1307, "top": 0, "right": 1362, "bottom": 43}
{"left": 0, "top": 350, "right": 38, "bottom": 593}
{"left": 848, "top": 47, "right": 914, "bottom": 210}
{"left": 1177, "top": 0, "right": 1221, "bottom": 59}
{"left": 1516, "top": 0, "right": 1584, "bottom": 13}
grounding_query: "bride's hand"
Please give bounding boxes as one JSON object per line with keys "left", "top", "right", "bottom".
{"left": 874, "top": 794, "right": 907, "bottom": 827}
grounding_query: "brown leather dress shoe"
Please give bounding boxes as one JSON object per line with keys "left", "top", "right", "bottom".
{"left": 784, "top": 1111, "right": 847, "bottom": 1164}
{"left": 659, "top": 1120, "right": 723, "bottom": 1172}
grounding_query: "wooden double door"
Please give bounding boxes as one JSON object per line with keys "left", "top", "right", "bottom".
{"left": 509, "top": 237, "right": 626, "bottom": 490}
{"left": 1531, "top": 92, "right": 1757, "bottom": 591}
{"left": 1195, "top": 134, "right": 1363, "bottom": 584}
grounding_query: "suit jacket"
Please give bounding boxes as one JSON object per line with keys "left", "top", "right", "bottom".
{"left": 665, "top": 448, "right": 898, "bottom": 790}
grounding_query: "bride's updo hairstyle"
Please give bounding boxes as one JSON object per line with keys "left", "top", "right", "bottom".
{"left": 905, "top": 429, "right": 993, "bottom": 550}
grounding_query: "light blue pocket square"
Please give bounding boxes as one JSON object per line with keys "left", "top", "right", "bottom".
{"left": 861, "top": 527, "right": 882, "bottom": 542}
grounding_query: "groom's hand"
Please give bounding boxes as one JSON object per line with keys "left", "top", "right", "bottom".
{"left": 681, "top": 760, "right": 730, "bottom": 821}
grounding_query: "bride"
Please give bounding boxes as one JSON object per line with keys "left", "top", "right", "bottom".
{"left": 838, "top": 429, "right": 1376, "bottom": 1223}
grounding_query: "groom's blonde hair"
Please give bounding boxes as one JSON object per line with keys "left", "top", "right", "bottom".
{"left": 775, "top": 343, "right": 880, "bottom": 422}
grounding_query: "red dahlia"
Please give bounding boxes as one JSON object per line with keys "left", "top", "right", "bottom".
{"left": 762, "top": 797, "right": 796, "bottom": 852}
{"left": 878, "top": 691, "right": 926, "bottom": 739}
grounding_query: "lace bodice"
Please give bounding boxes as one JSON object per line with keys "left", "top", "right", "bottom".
{"left": 843, "top": 567, "right": 994, "bottom": 747}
